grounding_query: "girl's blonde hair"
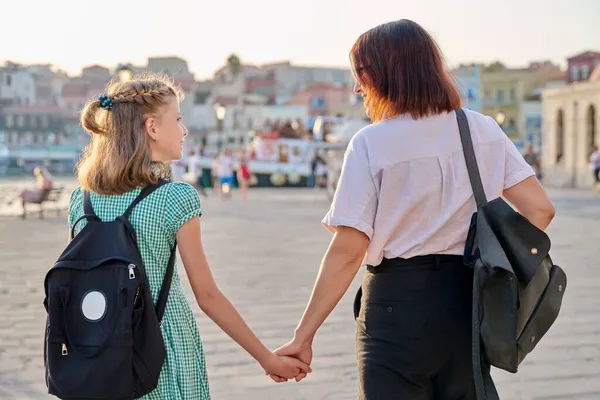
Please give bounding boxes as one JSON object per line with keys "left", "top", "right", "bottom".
{"left": 77, "top": 73, "right": 183, "bottom": 195}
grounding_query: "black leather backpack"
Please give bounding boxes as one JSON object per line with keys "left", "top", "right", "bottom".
{"left": 456, "top": 108, "right": 567, "bottom": 400}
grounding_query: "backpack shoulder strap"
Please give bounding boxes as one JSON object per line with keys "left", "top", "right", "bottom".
{"left": 155, "top": 240, "right": 176, "bottom": 324}
{"left": 119, "top": 178, "right": 174, "bottom": 324}
{"left": 122, "top": 178, "right": 170, "bottom": 220}
{"left": 83, "top": 190, "right": 96, "bottom": 216}
{"left": 456, "top": 108, "right": 488, "bottom": 208}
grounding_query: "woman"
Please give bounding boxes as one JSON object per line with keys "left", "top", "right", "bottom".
{"left": 69, "top": 74, "right": 309, "bottom": 399}
{"left": 9, "top": 165, "right": 54, "bottom": 218}
{"left": 274, "top": 20, "right": 555, "bottom": 399}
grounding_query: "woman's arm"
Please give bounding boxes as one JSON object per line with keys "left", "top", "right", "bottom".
{"left": 293, "top": 226, "right": 369, "bottom": 343}
{"left": 503, "top": 176, "right": 555, "bottom": 231}
{"left": 272, "top": 226, "right": 369, "bottom": 381}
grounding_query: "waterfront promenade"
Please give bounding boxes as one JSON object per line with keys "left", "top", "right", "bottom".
{"left": 0, "top": 180, "right": 599, "bottom": 399}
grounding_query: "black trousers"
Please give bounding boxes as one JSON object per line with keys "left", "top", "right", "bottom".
{"left": 355, "top": 255, "right": 479, "bottom": 400}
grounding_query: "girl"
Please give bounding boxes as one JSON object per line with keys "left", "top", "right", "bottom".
{"left": 69, "top": 74, "right": 309, "bottom": 399}
{"left": 237, "top": 149, "right": 251, "bottom": 199}
{"left": 275, "top": 20, "right": 555, "bottom": 399}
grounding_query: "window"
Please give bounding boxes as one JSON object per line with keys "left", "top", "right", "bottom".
{"left": 17, "top": 115, "right": 25, "bottom": 128}
{"left": 5, "top": 114, "right": 14, "bottom": 128}
{"left": 6, "top": 75, "right": 12, "bottom": 86}
{"left": 24, "top": 132, "right": 34, "bottom": 145}
{"left": 497, "top": 90, "right": 505, "bottom": 103}
{"left": 466, "top": 88, "right": 476, "bottom": 101}
{"left": 507, "top": 118, "right": 516, "bottom": 131}
{"left": 310, "top": 95, "right": 326, "bottom": 110}
{"left": 571, "top": 66, "right": 580, "bottom": 81}
{"left": 581, "top": 65, "right": 590, "bottom": 80}
{"left": 332, "top": 71, "right": 346, "bottom": 84}
{"left": 509, "top": 89, "right": 516, "bottom": 101}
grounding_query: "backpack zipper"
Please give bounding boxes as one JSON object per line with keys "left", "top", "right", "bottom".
{"left": 61, "top": 343, "right": 68, "bottom": 356}
{"left": 128, "top": 264, "right": 136, "bottom": 280}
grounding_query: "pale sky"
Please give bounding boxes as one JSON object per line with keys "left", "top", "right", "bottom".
{"left": 2, "top": 0, "right": 599, "bottom": 79}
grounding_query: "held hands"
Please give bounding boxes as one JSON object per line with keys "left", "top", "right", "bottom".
{"left": 267, "top": 336, "right": 313, "bottom": 383}
{"left": 261, "top": 352, "right": 312, "bottom": 383}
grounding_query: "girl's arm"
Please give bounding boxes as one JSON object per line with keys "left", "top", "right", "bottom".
{"left": 176, "top": 216, "right": 311, "bottom": 380}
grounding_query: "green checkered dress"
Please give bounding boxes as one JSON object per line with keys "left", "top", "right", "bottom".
{"left": 68, "top": 182, "right": 211, "bottom": 400}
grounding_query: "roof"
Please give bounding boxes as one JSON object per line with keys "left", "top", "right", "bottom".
{"left": 568, "top": 51, "right": 600, "bottom": 61}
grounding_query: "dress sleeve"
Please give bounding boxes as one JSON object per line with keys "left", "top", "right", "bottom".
{"left": 67, "top": 187, "right": 83, "bottom": 229}
{"left": 322, "top": 134, "right": 378, "bottom": 239}
{"left": 503, "top": 135, "right": 535, "bottom": 189}
{"left": 165, "top": 182, "right": 202, "bottom": 235}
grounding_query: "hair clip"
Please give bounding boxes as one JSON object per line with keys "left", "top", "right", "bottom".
{"left": 98, "top": 93, "right": 113, "bottom": 110}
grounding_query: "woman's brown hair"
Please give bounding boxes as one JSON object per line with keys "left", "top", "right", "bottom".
{"left": 350, "top": 19, "right": 461, "bottom": 122}
{"left": 77, "top": 73, "right": 183, "bottom": 195}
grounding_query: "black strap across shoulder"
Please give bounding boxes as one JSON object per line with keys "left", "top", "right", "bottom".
{"left": 456, "top": 108, "right": 487, "bottom": 208}
{"left": 82, "top": 178, "right": 175, "bottom": 324}
{"left": 455, "top": 108, "right": 500, "bottom": 400}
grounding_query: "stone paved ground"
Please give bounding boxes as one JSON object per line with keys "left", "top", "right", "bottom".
{"left": 0, "top": 180, "right": 599, "bottom": 399}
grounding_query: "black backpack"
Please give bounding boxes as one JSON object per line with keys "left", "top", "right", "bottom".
{"left": 43, "top": 179, "right": 175, "bottom": 399}
{"left": 456, "top": 109, "right": 567, "bottom": 399}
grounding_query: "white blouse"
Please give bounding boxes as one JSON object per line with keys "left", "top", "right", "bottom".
{"left": 322, "top": 109, "right": 535, "bottom": 266}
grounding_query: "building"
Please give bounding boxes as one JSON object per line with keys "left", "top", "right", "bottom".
{"left": 59, "top": 80, "right": 106, "bottom": 118}
{"left": 0, "top": 63, "right": 36, "bottom": 106}
{"left": 541, "top": 79, "right": 600, "bottom": 188}
{"left": 262, "top": 62, "right": 353, "bottom": 104}
{"left": 0, "top": 105, "right": 82, "bottom": 173}
{"left": 147, "top": 57, "right": 193, "bottom": 77}
{"left": 481, "top": 62, "right": 564, "bottom": 141}
{"left": 452, "top": 65, "right": 482, "bottom": 112}
{"left": 81, "top": 65, "right": 112, "bottom": 82}
{"left": 567, "top": 51, "right": 600, "bottom": 83}
{"left": 285, "top": 82, "right": 353, "bottom": 128}
{"left": 481, "top": 63, "right": 525, "bottom": 138}
{"left": 245, "top": 71, "right": 276, "bottom": 105}
{"left": 520, "top": 90, "right": 543, "bottom": 153}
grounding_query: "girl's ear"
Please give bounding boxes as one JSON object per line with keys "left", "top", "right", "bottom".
{"left": 144, "top": 117, "right": 157, "bottom": 141}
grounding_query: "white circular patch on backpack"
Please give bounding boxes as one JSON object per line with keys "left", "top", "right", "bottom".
{"left": 81, "top": 291, "right": 107, "bottom": 322}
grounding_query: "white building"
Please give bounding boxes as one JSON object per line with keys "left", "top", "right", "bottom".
{"left": 541, "top": 79, "right": 600, "bottom": 188}
{"left": 0, "top": 63, "right": 36, "bottom": 106}
{"left": 520, "top": 92, "right": 543, "bottom": 153}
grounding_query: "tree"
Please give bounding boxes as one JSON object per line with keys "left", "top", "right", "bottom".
{"left": 484, "top": 61, "right": 506, "bottom": 72}
{"left": 226, "top": 54, "right": 242, "bottom": 79}
{"left": 226, "top": 54, "right": 243, "bottom": 133}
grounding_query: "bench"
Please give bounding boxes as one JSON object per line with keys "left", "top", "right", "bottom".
{"left": 23, "top": 185, "right": 67, "bottom": 219}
